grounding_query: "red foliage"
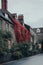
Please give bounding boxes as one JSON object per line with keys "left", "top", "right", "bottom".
{"left": 11, "top": 17, "right": 30, "bottom": 43}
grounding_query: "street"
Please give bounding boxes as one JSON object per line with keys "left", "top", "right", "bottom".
{"left": 2, "top": 54, "right": 43, "bottom": 65}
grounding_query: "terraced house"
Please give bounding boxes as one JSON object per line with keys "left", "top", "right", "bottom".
{"left": 0, "top": 0, "right": 16, "bottom": 49}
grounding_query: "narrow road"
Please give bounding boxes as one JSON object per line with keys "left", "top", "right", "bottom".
{"left": 2, "top": 54, "right": 43, "bottom": 65}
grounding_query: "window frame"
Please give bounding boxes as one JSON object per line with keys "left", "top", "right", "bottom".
{"left": 5, "top": 21, "right": 9, "bottom": 31}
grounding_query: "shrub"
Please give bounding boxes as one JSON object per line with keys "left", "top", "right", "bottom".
{"left": 12, "top": 51, "right": 23, "bottom": 60}
{"left": 11, "top": 43, "right": 23, "bottom": 60}
{"left": 19, "top": 42, "right": 30, "bottom": 57}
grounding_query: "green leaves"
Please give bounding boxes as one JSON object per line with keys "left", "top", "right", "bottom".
{"left": 11, "top": 42, "right": 30, "bottom": 58}
{"left": 0, "top": 30, "right": 12, "bottom": 53}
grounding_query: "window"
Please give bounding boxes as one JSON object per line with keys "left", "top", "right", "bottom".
{"left": 5, "top": 22, "right": 9, "bottom": 31}
{"left": 10, "top": 24, "right": 14, "bottom": 32}
{"left": 36, "top": 28, "right": 40, "bottom": 33}
{"left": 5, "top": 13, "right": 8, "bottom": 19}
{"left": 0, "top": 19, "right": 2, "bottom": 30}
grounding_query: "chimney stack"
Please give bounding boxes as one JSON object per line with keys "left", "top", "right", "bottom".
{"left": 1, "top": 0, "right": 7, "bottom": 10}
{"left": 11, "top": 13, "right": 17, "bottom": 19}
{"left": 18, "top": 14, "right": 24, "bottom": 25}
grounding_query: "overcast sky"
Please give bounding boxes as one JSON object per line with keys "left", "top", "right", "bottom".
{"left": 0, "top": 0, "right": 43, "bottom": 28}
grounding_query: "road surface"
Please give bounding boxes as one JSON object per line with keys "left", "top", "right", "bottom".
{"left": 2, "top": 54, "right": 43, "bottom": 65}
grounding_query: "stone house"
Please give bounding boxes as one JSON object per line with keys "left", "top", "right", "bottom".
{"left": 0, "top": 0, "right": 16, "bottom": 49}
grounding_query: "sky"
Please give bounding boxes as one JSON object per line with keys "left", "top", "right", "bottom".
{"left": 0, "top": 0, "right": 43, "bottom": 28}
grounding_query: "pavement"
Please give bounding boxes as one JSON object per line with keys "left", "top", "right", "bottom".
{"left": 1, "top": 54, "right": 43, "bottom": 65}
